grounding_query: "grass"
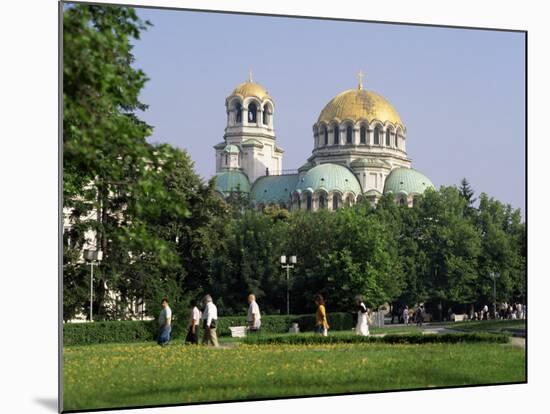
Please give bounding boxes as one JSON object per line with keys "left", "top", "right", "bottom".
{"left": 63, "top": 338, "right": 525, "bottom": 411}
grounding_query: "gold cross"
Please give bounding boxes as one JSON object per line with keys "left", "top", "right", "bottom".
{"left": 357, "top": 70, "right": 365, "bottom": 90}
{"left": 248, "top": 69, "right": 253, "bottom": 83}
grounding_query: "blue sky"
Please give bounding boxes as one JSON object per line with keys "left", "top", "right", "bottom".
{"left": 132, "top": 7, "right": 525, "bottom": 213}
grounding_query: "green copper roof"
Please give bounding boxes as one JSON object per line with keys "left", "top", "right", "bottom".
{"left": 251, "top": 174, "right": 299, "bottom": 204}
{"left": 224, "top": 144, "right": 240, "bottom": 154}
{"left": 295, "top": 163, "right": 362, "bottom": 195}
{"left": 383, "top": 168, "right": 434, "bottom": 196}
{"left": 214, "top": 170, "right": 251, "bottom": 195}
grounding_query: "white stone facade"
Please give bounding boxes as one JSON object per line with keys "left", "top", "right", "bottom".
{"left": 214, "top": 82, "right": 284, "bottom": 183}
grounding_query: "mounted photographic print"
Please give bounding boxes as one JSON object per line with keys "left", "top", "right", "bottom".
{"left": 61, "top": 1, "right": 527, "bottom": 412}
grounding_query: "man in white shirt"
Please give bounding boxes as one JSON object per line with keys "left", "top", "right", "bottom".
{"left": 247, "top": 294, "right": 261, "bottom": 331}
{"left": 201, "top": 295, "right": 219, "bottom": 347}
{"left": 157, "top": 298, "right": 172, "bottom": 346}
{"left": 185, "top": 301, "right": 201, "bottom": 345}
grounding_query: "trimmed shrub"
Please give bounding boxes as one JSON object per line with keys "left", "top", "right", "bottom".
{"left": 63, "top": 312, "right": 353, "bottom": 346}
{"left": 243, "top": 332, "right": 510, "bottom": 346}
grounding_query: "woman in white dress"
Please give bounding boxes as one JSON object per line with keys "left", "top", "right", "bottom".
{"left": 355, "top": 295, "right": 370, "bottom": 336}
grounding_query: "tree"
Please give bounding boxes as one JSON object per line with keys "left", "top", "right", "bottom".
{"left": 414, "top": 187, "right": 481, "bottom": 310}
{"left": 459, "top": 178, "right": 477, "bottom": 218}
{"left": 475, "top": 193, "right": 525, "bottom": 304}
{"left": 63, "top": 5, "right": 193, "bottom": 319}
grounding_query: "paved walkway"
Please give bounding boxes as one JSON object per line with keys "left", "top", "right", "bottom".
{"left": 509, "top": 337, "right": 526, "bottom": 349}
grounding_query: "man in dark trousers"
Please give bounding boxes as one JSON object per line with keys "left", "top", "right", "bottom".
{"left": 157, "top": 298, "right": 172, "bottom": 346}
{"left": 184, "top": 301, "right": 201, "bottom": 345}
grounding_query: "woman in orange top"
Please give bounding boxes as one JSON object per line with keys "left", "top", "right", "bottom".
{"left": 314, "top": 294, "right": 329, "bottom": 336}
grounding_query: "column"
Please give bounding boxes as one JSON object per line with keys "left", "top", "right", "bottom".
{"left": 257, "top": 107, "right": 263, "bottom": 126}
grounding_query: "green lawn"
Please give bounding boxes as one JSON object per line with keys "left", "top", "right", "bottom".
{"left": 64, "top": 339, "right": 525, "bottom": 411}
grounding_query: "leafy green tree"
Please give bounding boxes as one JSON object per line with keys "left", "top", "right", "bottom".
{"left": 210, "top": 210, "right": 288, "bottom": 314}
{"left": 414, "top": 187, "right": 481, "bottom": 309}
{"left": 475, "top": 193, "right": 525, "bottom": 304}
{"left": 63, "top": 5, "right": 193, "bottom": 320}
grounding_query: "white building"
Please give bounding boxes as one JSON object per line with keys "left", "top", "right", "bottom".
{"left": 214, "top": 72, "right": 434, "bottom": 210}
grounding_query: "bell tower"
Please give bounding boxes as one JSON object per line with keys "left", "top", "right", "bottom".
{"left": 214, "top": 73, "right": 284, "bottom": 184}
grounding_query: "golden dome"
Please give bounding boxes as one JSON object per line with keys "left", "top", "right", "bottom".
{"left": 317, "top": 88, "right": 403, "bottom": 127}
{"left": 230, "top": 81, "right": 271, "bottom": 101}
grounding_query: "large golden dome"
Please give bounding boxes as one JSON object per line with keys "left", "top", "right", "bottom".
{"left": 230, "top": 80, "right": 271, "bottom": 101}
{"left": 318, "top": 87, "right": 403, "bottom": 127}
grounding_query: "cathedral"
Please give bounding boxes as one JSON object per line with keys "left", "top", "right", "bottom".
{"left": 213, "top": 72, "right": 434, "bottom": 211}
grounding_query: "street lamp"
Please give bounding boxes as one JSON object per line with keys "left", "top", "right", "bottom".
{"left": 281, "top": 255, "right": 297, "bottom": 315}
{"left": 490, "top": 271, "right": 500, "bottom": 319}
{"left": 84, "top": 249, "right": 103, "bottom": 322}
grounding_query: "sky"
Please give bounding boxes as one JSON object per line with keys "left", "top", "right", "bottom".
{"left": 131, "top": 7, "right": 526, "bottom": 213}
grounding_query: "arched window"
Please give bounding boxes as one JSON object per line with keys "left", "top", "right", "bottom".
{"left": 346, "top": 125, "right": 353, "bottom": 144}
{"left": 374, "top": 126, "right": 380, "bottom": 145}
{"left": 235, "top": 103, "right": 242, "bottom": 123}
{"left": 395, "top": 131, "right": 400, "bottom": 148}
{"left": 248, "top": 103, "right": 257, "bottom": 123}
{"left": 333, "top": 125, "right": 340, "bottom": 145}
{"left": 332, "top": 194, "right": 340, "bottom": 210}
{"left": 323, "top": 126, "right": 329, "bottom": 146}
{"left": 319, "top": 193, "right": 327, "bottom": 209}
{"left": 225, "top": 154, "right": 228, "bottom": 165}
{"left": 360, "top": 126, "right": 366, "bottom": 144}
{"left": 306, "top": 193, "right": 312, "bottom": 211}
{"left": 263, "top": 104, "right": 269, "bottom": 125}
{"left": 386, "top": 129, "right": 391, "bottom": 146}
{"left": 346, "top": 195, "right": 353, "bottom": 207}
{"left": 399, "top": 198, "right": 406, "bottom": 206}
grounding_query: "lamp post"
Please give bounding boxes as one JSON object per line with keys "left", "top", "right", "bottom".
{"left": 281, "top": 255, "right": 297, "bottom": 315}
{"left": 490, "top": 271, "right": 500, "bottom": 319}
{"left": 84, "top": 249, "right": 103, "bottom": 322}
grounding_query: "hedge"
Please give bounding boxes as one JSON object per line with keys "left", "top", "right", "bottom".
{"left": 63, "top": 312, "right": 353, "bottom": 346}
{"left": 243, "top": 332, "right": 510, "bottom": 346}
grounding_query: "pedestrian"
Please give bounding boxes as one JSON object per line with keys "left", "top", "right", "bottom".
{"left": 511, "top": 303, "right": 517, "bottom": 320}
{"left": 482, "top": 304, "right": 489, "bottom": 320}
{"left": 247, "top": 294, "right": 261, "bottom": 332}
{"left": 184, "top": 300, "right": 201, "bottom": 345}
{"left": 415, "top": 304, "right": 424, "bottom": 327}
{"left": 314, "top": 294, "right": 329, "bottom": 336}
{"left": 403, "top": 305, "right": 409, "bottom": 325}
{"left": 201, "top": 294, "right": 219, "bottom": 347}
{"left": 157, "top": 298, "right": 172, "bottom": 346}
{"left": 517, "top": 303, "right": 523, "bottom": 319}
{"left": 354, "top": 295, "right": 369, "bottom": 336}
